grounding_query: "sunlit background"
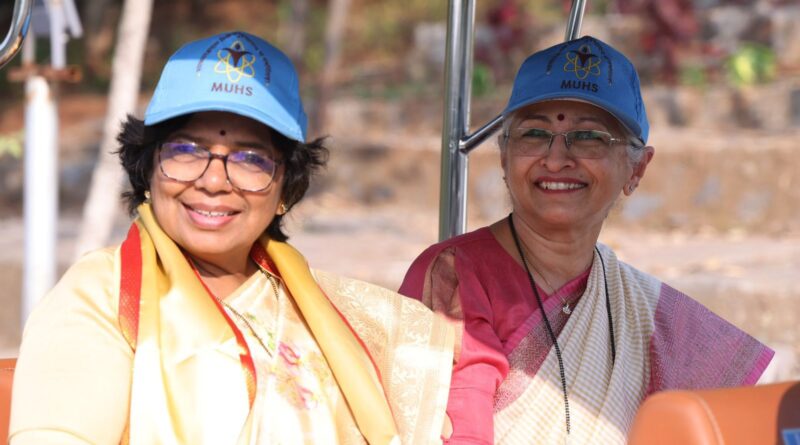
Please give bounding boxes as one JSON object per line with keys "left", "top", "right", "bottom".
{"left": 0, "top": 0, "right": 798, "bottom": 380}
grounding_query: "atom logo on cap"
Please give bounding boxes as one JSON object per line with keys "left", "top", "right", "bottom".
{"left": 214, "top": 40, "right": 257, "bottom": 83}
{"left": 505, "top": 36, "right": 647, "bottom": 143}
{"left": 146, "top": 31, "right": 307, "bottom": 141}
{"left": 564, "top": 44, "right": 602, "bottom": 80}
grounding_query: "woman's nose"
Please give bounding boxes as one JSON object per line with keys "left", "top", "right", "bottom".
{"left": 541, "top": 133, "right": 575, "bottom": 171}
{"left": 194, "top": 152, "right": 233, "bottom": 192}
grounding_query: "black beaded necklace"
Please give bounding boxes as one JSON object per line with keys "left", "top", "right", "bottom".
{"left": 507, "top": 214, "right": 617, "bottom": 436}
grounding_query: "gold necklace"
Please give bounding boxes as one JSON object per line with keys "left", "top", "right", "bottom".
{"left": 214, "top": 273, "right": 281, "bottom": 358}
{"left": 188, "top": 256, "right": 282, "bottom": 359}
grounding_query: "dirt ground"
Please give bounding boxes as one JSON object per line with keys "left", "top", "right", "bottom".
{"left": 0, "top": 93, "right": 798, "bottom": 381}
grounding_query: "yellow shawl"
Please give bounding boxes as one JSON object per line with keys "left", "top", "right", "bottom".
{"left": 121, "top": 204, "right": 453, "bottom": 444}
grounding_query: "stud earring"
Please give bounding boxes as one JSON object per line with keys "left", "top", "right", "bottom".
{"left": 278, "top": 203, "right": 288, "bottom": 215}
{"left": 144, "top": 190, "right": 151, "bottom": 202}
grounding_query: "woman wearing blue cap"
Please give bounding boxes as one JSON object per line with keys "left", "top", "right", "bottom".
{"left": 400, "top": 36, "right": 773, "bottom": 444}
{"left": 9, "top": 32, "right": 453, "bottom": 445}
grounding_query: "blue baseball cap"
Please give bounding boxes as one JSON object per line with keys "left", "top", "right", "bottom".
{"left": 504, "top": 36, "right": 649, "bottom": 145}
{"left": 145, "top": 31, "right": 307, "bottom": 142}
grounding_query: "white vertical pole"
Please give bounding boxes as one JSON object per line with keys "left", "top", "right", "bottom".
{"left": 21, "top": 28, "right": 35, "bottom": 65}
{"left": 47, "top": 0, "right": 66, "bottom": 69}
{"left": 22, "top": 76, "right": 58, "bottom": 323}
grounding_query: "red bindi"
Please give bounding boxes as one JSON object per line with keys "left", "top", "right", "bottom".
{"left": 219, "top": 130, "right": 227, "bottom": 136}
{"left": 557, "top": 114, "right": 565, "bottom": 121}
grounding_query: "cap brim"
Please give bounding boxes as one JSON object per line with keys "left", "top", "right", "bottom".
{"left": 144, "top": 100, "right": 305, "bottom": 142}
{"left": 504, "top": 92, "right": 645, "bottom": 146}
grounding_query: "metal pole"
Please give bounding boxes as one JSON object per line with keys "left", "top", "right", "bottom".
{"left": 22, "top": 25, "right": 35, "bottom": 64}
{"left": 565, "top": 0, "right": 588, "bottom": 41}
{"left": 0, "top": 0, "right": 33, "bottom": 69}
{"left": 439, "top": 0, "right": 475, "bottom": 241}
{"left": 439, "top": 0, "right": 589, "bottom": 238}
{"left": 47, "top": 0, "right": 67, "bottom": 69}
{"left": 460, "top": 113, "right": 503, "bottom": 153}
{"left": 22, "top": 76, "right": 58, "bottom": 323}
{"left": 461, "top": 0, "right": 589, "bottom": 156}
{"left": 461, "top": 0, "right": 586, "bottom": 153}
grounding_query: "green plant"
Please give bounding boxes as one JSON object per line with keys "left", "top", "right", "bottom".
{"left": 679, "top": 64, "right": 707, "bottom": 87}
{"left": 725, "top": 43, "right": 776, "bottom": 86}
{"left": 0, "top": 130, "right": 23, "bottom": 159}
{"left": 472, "top": 62, "right": 494, "bottom": 98}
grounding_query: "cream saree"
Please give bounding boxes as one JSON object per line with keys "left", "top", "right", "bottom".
{"left": 120, "top": 204, "right": 453, "bottom": 444}
{"left": 216, "top": 262, "right": 451, "bottom": 444}
{"left": 493, "top": 244, "right": 657, "bottom": 443}
{"left": 493, "top": 244, "right": 772, "bottom": 444}
{"left": 11, "top": 203, "right": 452, "bottom": 445}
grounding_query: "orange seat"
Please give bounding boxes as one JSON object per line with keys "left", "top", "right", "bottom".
{"left": 628, "top": 381, "right": 800, "bottom": 445}
{"left": 0, "top": 358, "right": 15, "bottom": 445}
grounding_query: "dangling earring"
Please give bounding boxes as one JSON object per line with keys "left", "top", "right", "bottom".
{"left": 144, "top": 190, "right": 151, "bottom": 203}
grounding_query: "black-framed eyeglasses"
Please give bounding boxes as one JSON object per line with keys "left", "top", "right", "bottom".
{"left": 158, "top": 141, "right": 282, "bottom": 192}
{"left": 504, "top": 127, "right": 640, "bottom": 159}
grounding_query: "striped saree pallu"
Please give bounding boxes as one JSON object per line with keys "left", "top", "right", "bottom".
{"left": 493, "top": 244, "right": 772, "bottom": 444}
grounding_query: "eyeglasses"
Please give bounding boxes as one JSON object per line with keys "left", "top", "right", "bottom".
{"left": 158, "top": 141, "right": 282, "bottom": 192}
{"left": 504, "top": 127, "right": 638, "bottom": 159}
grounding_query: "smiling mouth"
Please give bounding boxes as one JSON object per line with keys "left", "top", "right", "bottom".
{"left": 537, "top": 181, "right": 587, "bottom": 191}
{"left": 191, "top": 208, "right": 237, "bottom": 217}
{"left": 183, "top": 204, "right": 240, "bottom": 229}
{"left": 183, "top": 203, "right": 240, "bottom": 218}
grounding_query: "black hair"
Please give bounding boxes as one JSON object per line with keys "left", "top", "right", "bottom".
{"left": 116, "top": 114, "right": 328, "bottom": 241}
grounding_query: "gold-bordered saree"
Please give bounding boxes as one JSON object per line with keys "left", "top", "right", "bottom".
{"left": 118, "top": 204, "right": 454, "bottom": 444}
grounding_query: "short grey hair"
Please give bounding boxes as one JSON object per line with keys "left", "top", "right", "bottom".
{"left": 623, "top": 129, "right": 647, "bottom": 166}
{"left": 498, "top": 116, "right": 514, "bottom": 151}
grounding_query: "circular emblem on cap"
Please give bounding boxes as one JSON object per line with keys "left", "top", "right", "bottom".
{"left": 564, "top": 45, "right": 602, "bottom": 80}
{"left": 214, "top": 40, "right": 257, "bottom": 83}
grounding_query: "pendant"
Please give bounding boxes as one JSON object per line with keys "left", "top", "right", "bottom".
{"left": 562, "top": 304, "right": 572, "bottom": 315}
